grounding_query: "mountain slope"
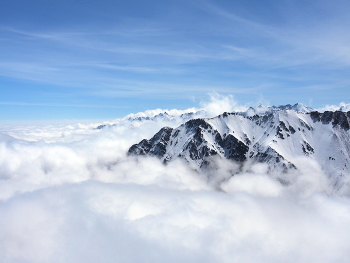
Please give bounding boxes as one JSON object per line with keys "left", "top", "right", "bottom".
{"left": 128, "top": 110, "right": 350, "bottom": 179}
{"left": 244, "top": 103, "right": 313, "bottom": 116}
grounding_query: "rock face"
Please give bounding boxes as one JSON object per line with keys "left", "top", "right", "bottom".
{"left": 128, "top": 110, "right": 350, "bottom": 177}
{"left": 128, "top": 127, "right": 173, "bottom": 157}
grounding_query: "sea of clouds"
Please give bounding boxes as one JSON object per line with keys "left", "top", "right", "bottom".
{"left": 0, "top": 95, "right": 350, "bottom": 263}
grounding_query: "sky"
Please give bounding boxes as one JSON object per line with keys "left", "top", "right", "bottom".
{"left": 1, "top": 0, "right": 350, "bottom": 120}
{"left": 1, "top": 2, "right": 350, "bottom": 261}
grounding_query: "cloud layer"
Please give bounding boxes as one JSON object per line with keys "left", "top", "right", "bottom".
{"left": 0, "top": 102, "right": 350, "bottom": 262}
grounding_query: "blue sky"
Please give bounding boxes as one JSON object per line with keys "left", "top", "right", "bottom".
{"left": 1, "top": 0, "right": 349, "bottom": 120}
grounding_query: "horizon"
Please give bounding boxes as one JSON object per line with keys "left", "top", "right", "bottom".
{"left": 0, "top": 94, "right": 349, "bottom": 126}
{"left": 1, "top": 2, "right": 350, "bottom": 262}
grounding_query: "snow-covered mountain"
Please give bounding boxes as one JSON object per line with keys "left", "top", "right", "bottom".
{"left": 97, "top": 103, "right": 313, "bottom": 130}
{"left": 95, "top": 110, "right": 205, "bottom": 129}
{"left": 318, "top": 103, "right": 350, "bottom": 113}
{"left": 244, "top": 103, "right": 313, "bottom": 116}
{"left": 339, "top": 104, "right": 350, "bottom": 112}
{"left": 95, "top": 103, "right": 350, "bottom": 131}
{"left": 128, "top": 109, "right": 350, "bottom": 181}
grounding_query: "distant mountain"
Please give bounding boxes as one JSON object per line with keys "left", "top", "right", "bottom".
{"left": 96, "top": 103, "right": 314, "bottom": 130}
{"left": 244, "top": 103, "right": 313, "bottom": 116}
{"left": 128, "top": 108, "right": 350, "bottom": 184}
{"left": 95, "top": 110, "right": 205, "bottom": 129}
{"left": 339, "top": 104, "right": 350, "bottom": 112}
{"left": 96, "top": 103, "right": 350, "bottom": 130}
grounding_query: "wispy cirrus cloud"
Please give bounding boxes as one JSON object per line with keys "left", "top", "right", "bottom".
{"left": 0, "top": 0, "right": 349, "bottom": 119}
{"left": 0, "top": 101, "right": 128, "bottom": 108}
{"left": 199, "top": 0, "right": 350, "bottom": 68}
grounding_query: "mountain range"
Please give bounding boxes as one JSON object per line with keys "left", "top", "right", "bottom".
{"left": 96, "top": 102, "right": 350, "bottom": 130}
{"left": 128, "top": 104, "right": 350, "bottom": 186}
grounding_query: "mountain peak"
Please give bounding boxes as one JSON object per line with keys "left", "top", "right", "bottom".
{"left": 128, "top": 109, "right": 350, "bottom": 182}
{"left": 244, "top": 103, "right": 313, "bottom": 116}
{"left": 291, "top": 103, "right": 313, "bottom": 112}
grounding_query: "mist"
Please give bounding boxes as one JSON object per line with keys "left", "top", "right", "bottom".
{"left": 0, "top": 97, "right": 350, "bottom": 262}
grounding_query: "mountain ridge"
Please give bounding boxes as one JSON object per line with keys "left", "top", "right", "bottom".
{"left": 128, "top": 109, "right": 350, "bottom": 183}
{"left": 96, "top": 102, "right": 350, "bottom": 130}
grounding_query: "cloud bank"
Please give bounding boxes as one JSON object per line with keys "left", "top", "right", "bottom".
{"left": 0, "top": 99, "right": 350, "bottom": 262}
{"left": 317, "top": 102, "right": 350, "bottom": 112}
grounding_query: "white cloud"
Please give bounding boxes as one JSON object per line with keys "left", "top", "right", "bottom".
{"left": 123, "top": 107, "right": 200, "bottom": 120}
{"left": 200, "top": 92, "right": 248, "bottom": 117}
{"left": 0, "top": 101, "right": 350, "bottom": 262}
{"left": 221, "top": 172, "right": 283, "bottom": 197}
{"left": 1, "top": 180, "right": 350, "bottom": 263}
{"left": 317, "top": 102, "right": 350, "bottom": 112}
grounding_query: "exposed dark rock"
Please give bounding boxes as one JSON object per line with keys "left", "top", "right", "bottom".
{"left": 185, "top": 118, "right": 211, "bottom": 130}
{"left": 289, "top": 126, "right": 296, "bottom": 134}
{"left": 222, "top": 134, "right": 249, "bottom": 162}
{"left": 309, "top": 111, "right": 350, "bottom": 130}
{"left": 310, "top": 111, "right": 321, "bottom": 122}
{"left": 302, "top": 141, "right": 314, "bottom": 155}
{"left": 276, "top": 126, "right": 284, "bottom": 139}
{"left": 128, "top": 127, "right": 173, "bottom": 157}
{"left": 321, "top": 111, "right": 334, "bottom": 124}
{"left": 332, "top": 111, "right": 349, "bottom": 130}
